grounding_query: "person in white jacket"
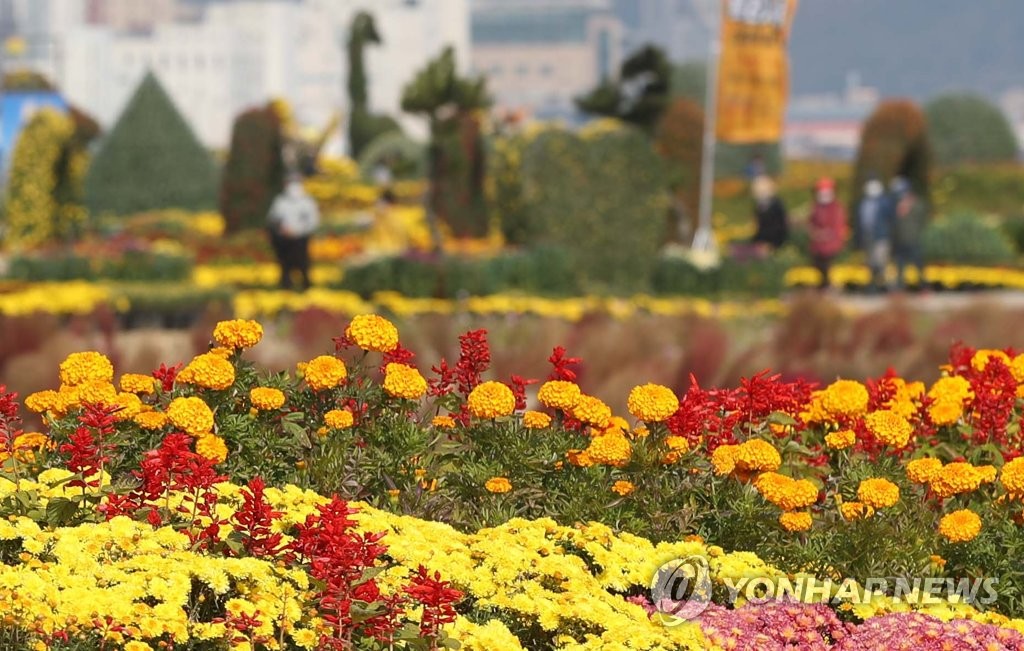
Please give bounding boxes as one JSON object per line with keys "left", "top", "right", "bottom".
{"left": 267, "top": 174, "right": 320, "bottom": 291}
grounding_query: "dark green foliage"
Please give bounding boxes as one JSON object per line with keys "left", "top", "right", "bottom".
{"left": 349, "top": 109, "right": 402, "bottom": 161}
{"left": 6, "top": 250, "right": 191, "bottom": 282}
{"left": 85, "top": 73, "right": 218, "bottom": 216}
{"left": 851, "top": 99, "right": 931, "bottom": 211}
{"left": 576, "top": 45, "right": 671, "bottom": 133}
{"left": 922, "top": 213, "right": 1016, "bottom": 265}
{"left": 346, "top": 11, "right": 402, "bottom": 157}
{"left": 220, "top": 105, "right": 285, "bottom": 232}
{"left": 357, "top": 131, "right": 427, "bottom": 180}
{"left": 651, "top": 253, "right": 792, "bottom": 297}
{"left": 926, "top": 94, "right": 1019, "bottom": 165}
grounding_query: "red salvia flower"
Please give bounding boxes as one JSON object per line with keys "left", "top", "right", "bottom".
{"left": 428, "top": 358, "right": 456, "bottom": 398}
{"left": 231, "top": 476, "right": 284, "bottom": 558}
{"left": 151, "top": 362, "right": 183, "bottom": 392}
{"left": 507, "top": 374, "right": 538, "bottom": 411}
{"left": 454, "top": 329, "right": 490, "bottom": 395}
{"left": 548, "top": 346, "right": 582, "bottom": 382}
{"left": 404, "top": 565, "right": 463, "bottom": 640}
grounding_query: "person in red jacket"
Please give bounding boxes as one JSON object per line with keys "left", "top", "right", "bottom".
{"left": 807, "top": 177, "right": 849, "bottom": 289}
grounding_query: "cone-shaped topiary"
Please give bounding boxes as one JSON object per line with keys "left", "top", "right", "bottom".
{"left": 85, "top": 71, "right": 217, "bottom": 216}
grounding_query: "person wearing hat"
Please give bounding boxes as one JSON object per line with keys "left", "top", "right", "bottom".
{"left": 807, "top": 177, "right": 849, "bottom": 289}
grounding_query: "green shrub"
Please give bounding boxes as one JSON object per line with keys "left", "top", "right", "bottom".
{"left": 851, "top": 99, "right": 931, "bottom": 213}
{"left": 926, "top": 94, "right": 1018, "bottom": 165}
{"left": 220, "top": 105, "right": 285, "bottom": 232}
{"left": 922, "top": 213, "right": 1016, "bottom": 265}
{"left": 651, "top": 251, "right": 792, "bottom": 297}
{"left": 357, "top": 131, "right": 426, "bottom": 180}
{"left": 6, "top": 250, "right": 192, "bottom": 282}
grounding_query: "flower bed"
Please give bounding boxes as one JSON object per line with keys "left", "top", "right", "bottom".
{"left": 6, "top": 316, "right": 1024, "bottom": 648}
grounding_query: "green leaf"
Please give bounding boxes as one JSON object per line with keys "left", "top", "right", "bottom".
{"left": 45, "top": 497, "right": 80, "bottom": 526}
{"left": 767, "top": 411, "right": 797, "bottom": 427}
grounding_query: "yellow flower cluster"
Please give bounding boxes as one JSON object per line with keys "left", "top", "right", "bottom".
{"left": 734, "top": 439, "right": 782, "bottom": 473}
{"left": 467, "top": 381, "right": 516, "bottom": 419}
{"left": 863, "top": 409, "right": 914, "bottom": 448}
{"left": 754, "top": 472, "right": 818, "bottom": 511}
{"left": 1001, "top": 458, "right": 1024, "bottom": 499}
{"left": 537, "top": 380, "right": 582, "bottom": 411}
{"left": 820, "top": 379, "right": 869, "bottom": 418}
{"left": 195, "top": 434, "right": 228, "bottom": 464}
{"left": 0, "top": 431, "right": 51, "bottom": 463}
{"left": 906, "top": 457, "right": 944, "bottom": 484}
{"left": 779, "top": 511, "right": 812, "bottom": 532}
{"left": 825, "top": 429, "right": 856, "bottom": 450}
{"left": 345, "top": 314, "right": 400, "bottom": 353}
{"left": 572, "top": 395, "right": 612, "bottom": 428}
{"left": 927, "top": 375, "right": 973, "bottom": 426}
{"left": 166, "top": 397, "right": 214, "bottom": 436}
{"left": 324, "top": 409, "right": 354, "bottom": 430}
{"left": 212, "top": 318, "right": 264, "bottom": 349}
{"left": 59, "top": 351, "right": 114, "bottom": 386}
{"left": 382, "top": 363, "right": 428, "bottom": 400}
{"left": 484, "top": 477, "right": 512, "bottom": 493}
{"left": 523, "top": 410, "right": 552, "bottom": 429}
{"left": 250, "top": 387, "right": 285, "bottom": 410}
{"left": 611, "top": 480, "right": 636, "bottom": 496}
{"left": 586, "top": 432, "right": 632, "bottom": 467}
{"left": 922, "top": 462, "right": 996, "bottom": 499}
{"left": 626, "top": 383, "right": 679, "bottom": 422}
{"left": 839, "top": 501, "right": 874, "bottom": 521}
{"left": 134, "top": 411, "right": 169, "bottom": 431}
{"left": 302, "top": 355, "right": 347, "bottom": 391}
{"left": 432, "top": 415, "right": 456, "bottom": 429}
{"left": 119, "top": 373, "right": 156, "bottom": 394}
{"left": 938, "top": 509, "right": 982, "bottom": 543}
{"left": 857, "top": 478, "right": 900, "bottom": 509}
{"left": 178, "top": 352, "right": 235, "bottom": 391}
{"left": 662, "top": 436, "right": 690, "bottom": 464}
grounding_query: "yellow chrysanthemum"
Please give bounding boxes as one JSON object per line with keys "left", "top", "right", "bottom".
{"left": 611, "top": 480, "right": 635, "bottom": 496}
{"left": 1001, "top": 457, "right": 1024, "bottom": 498}
{"left": 345, "top": 314, "right": 400, "bottom": 353}
{"left": 735, "top": 439, "right": 782, "bottom": 472}
{"left": 626, "top": 383, "right": 679, "bottom": 422}
{"left": 537, "top": 380, "right": 582, "bottom": 411}
{"left": 213, "top": 319, "right": 263, "bottom": 349}
{"left": 863, "top": 409, "right": 913, "bottom": 448}
{"left": 484, "top": 477, "right": 512, "bottom": 493}
{"left": 754, "top": 472, "right": 818, "bottom": 510}
{"left": 928, "top": 400, "right": 962, "bottom": 426}
{"left": 58, "top": 351, "right": 114, "bottom": 386}
{"left": 111, "top": 392, "right": 143, "bottom": 421}
{"left": 324, "top": 409, "right": 354, "bottom": 430}
{"left": 195, "top": 434, "right": 228, "bottom": 464}
{"left": 839, "top": 501, "right": 874, "bottom": 521}
{"left": 24, "top": 390, "right": 58, "bottom": 413}
{"left": 905, "top": 457, "right": 943, "bottom": 484}
{"left": 927, "top": 375, "right": 973, "bottom": 405}
{"left": 523, "top": 410, "right": 552, "bottom": 429}
{"left": 467, "top": 381, "right": 516, "bottom": 419}
{"left": 938, "top": 509, "right": 982, "bottom": 543}
{"left": 167, "top": 397, "right": 215, "bottom": 436}
{"left": 302, "top": 356, "right": 347, "bottom": 391}
{"left": 821, "top": 379, "right": 869, "bottom": 418}
{"left": 857, "top": 477, "right": 900, "bottom": 509}
{"left": 571, "top": 394, "right": 612, "bottom": 428}
{"left": 181, "top": 352, "right": 235, "bottom": 391}
{"left": 779, "top": 511, "right": 812, "bottom": 532}
{"left": 119, "top": 373, "right": 156, "bottom": 395}
{"left": 250, "top": 387, "right": 285, "bottom": 411}
{"left": 76, "top": 380, "right": 117, "bottom": 407}
{"left": 825, "top": 429, "right": 856, "bottom": 450}
{"left": 431, "top": 415, "right": 456, "bottom": 429}
{"left": 930, "top": 462, "right": 988, "bottom": 498}
{"left": 586, "top": 432, "right": 632, "bottom": 467}
{"left": 133, "top": 411, "right": 169, "bottom": 431}
{"left": 382, "top": 363, "right": 427, "bottom": 400}
{"left": 711, "top": 444, "right": 739, "bottom": 475}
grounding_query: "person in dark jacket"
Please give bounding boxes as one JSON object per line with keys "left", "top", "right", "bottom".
{"left": 888, "top": 177, "right": 927, "bottom": 290}
{"left": 807, "top": 177, "right": 848, "bottom": 289}
{"left": 750, "top": 175, "right": 788, "bottom": 253}
{"left": 858, "top": 177, "right": 890, "bottom": 291}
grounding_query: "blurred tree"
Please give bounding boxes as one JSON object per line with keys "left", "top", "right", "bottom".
{"left": 925, "top": 94, "right": 1018, "bottom": 165}
{"left": 401, "top": 46, "right": 490, "bottom": 239}
{"left": 220, "top": 103, "right": 286, "bottom": 232}
{"left": 576, "top": 45, "right": 671, "bottom": 134}
{"left": 851, "top": 99, "right": 931, "bottom": 210}
{"left": 347, "top": 11, "right": 401, "bottom": 158}
{"left": 655, "top": 98, "right": 704, "bottom": 242}
{"left": 85, "top": 72, "right": 218, "bottom": 216}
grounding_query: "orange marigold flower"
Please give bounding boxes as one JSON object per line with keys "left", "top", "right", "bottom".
{"left": 857, "top": 477, "right": 900, "bottom": 509}
{"left": 611, "top": 480, "right": 636, "bottom": 496}
{"left": 523, "top": 410, "right": 552, "bottom": 429}
{"left": 627, "top": 383, "right": 679, "bottom": 422}
{"left": 906, "top": 457, "right": 943, "bottom": 484}
{"left": 971, "top": 349, "right": 1009, "bottom": 373}
{"left": 586, "top": 432, "right": 632, "bottom": 467}
{"left": 213, "top": 319, "right": 263, "bottom": 349}
{"left": 110, "top": 392, "right": 143, "bottom": 421}
{"left": 302, "top": 355, "right": 347, "bottom": 391}
{"left": 167, "top": 397, "right": 214, "bottom": 436}
{"left": 930, "top": 462, "right": 987, "bottom": 498}
{"left": 821, "top": 379, "right": 869, "bottom": 418}
{"left": 59, "top": 351, "right": 114, "bottom": 386}
{"left": 195, "top": 434, "right": 228, "bottom": 464}
{"left": 839, "top": 501, "right": 874, "bottom": 521}
{"left": 755, "top": 473, "right": 818, "bottom": 510}
{"left": 432, "top": 415, "right": 456, "bottom": 429}
{"left": 119, "top": 373, "right": 156, "bottom": 395}
{"left": 928, "top": 400, "right": 962, "bottom": 427}
{"left": 864, "top": 409, "right": 913, "bottom": 448}
{"left": 24, "top": 390, "right": 58, "bottom": 413}
{"left": 181, "top": 352, "right": 235, "bottom": 391}
{"left": 346, "top": 314, "right": 399, "bottom": 353}
{"left": 567, "top": 448, "right": 594, "bottom": 467}
{"left": 382, "top": 363, "right": 428, "bottom": 400}
{"left": 324, "top": 409, "right": 354, "bottom": 430}
{"left": 77, "top": 381, "right": 117, "bottom": 407}
{"left": 927, "top": 376, "right": 973, "bottom": 405}
{"left": 485, "top": 477, "right": 512, "bottom": 493}
{"left": 711, "top": 445, "right": 740, "bottom": 476}
{"left": 662, "top": 435, "right": 690, "bottom": 464}
{"left": 779, "top": 511, "right": 812, "bottom": 532}
{"left": 572, "top": 395, "right": 612, "bottom": 428}
{"left": 938, "top": 509, "right": 982, "bottom": 543}
{"left": 250, "top": 387, "right": 285, "bottom": 410}
{"left": 467, "top": 381, "right": 516, "bottom": 419}
{"left": 825, "top": 429, "right": 856, "bottom": 450}
{"left": 134, "top": 411, "right": 169, "bottom": 431}
{"left": 537, "top": 380, "right": 582, "bottom": 411}
{"left": 735, "top": 439, "right": 782, "bottom": 472}
{"left": 1001, "top": 457, "right": 1024, "bottom": 498}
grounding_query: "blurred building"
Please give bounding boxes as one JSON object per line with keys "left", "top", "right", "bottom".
{"left": 84, "top": 0, "right": 182, "bottom": 31}
{"left": 999, "top": 88, "right": 1024, "bottom": 156}
{"left": 613, "top": 0, "right": 713, "bottom": 64}
{"left": 471, "top": 0, "right": 623, "bottom": 122}
{"left": 784, "top": 72, "right": 879, "bottom": 160}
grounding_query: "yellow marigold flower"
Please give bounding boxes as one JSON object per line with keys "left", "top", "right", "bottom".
{"left": 302, "top": 355, "right": 347, "bottom": 391}
{"left": 432, "top": 415, "right": 456, "bottom": 429}
{"left": 180, "top": 352, "right": 235, "bottom": 391}
{"left": 711, "top": 444, "right": 739, "bottom": 475}
{"left": 167, "top": 396, "right": 215, "bottom": 436}
{"left": 250, "top": 387, "right": 285, "bottom": 410}
{"left": 77, "top": 380, "right": 117, "bottom": 407}
{"left": 485, "top": 477, "right": 512, "bottom": 493}
{"left": 537, "top": 380, "right": 582, "bottom": 411}
{"left": 213, "top": 319, "right": 264, "bottom": 349}
{"left": 611, "top": 480, "right": 636, "bottom": 496}
{"left": 195, "top": 434, "right": 228, "bottom": 464}
{"left": 632, "top": 425, "right": 650, "bottom": 439}
{"left": 572, "top": 394, "right": 612, "bottom": 428}
{"left": 111, "top": 392, "right": 143, "bottom": 421}
{"left": 134, "top": 411, "right": 168, "bottom": 431}
{"left": 930, "top": 462, "right": 987, "bottom": 498}
{"left": 467, "top": 381, "right": 516, "bottom": 419}
{"left": 586, "top": 432, "right": 632, "bottom": 467}
{"left": 977, "top": 465, "right": 997, "bottom": 484}
{"left": 928, "top": 399, "right": 962, "bottom": 426}
{"left": 906, "top": 457, "right": 943, "bottom": 484}
{"left": 1001, "top": 457, "right": 1024, "bottom": 498}
{"left": 382, "top": 363, "right": 427, "bottom": 400}
{"left": 345, "top": 314, "right": 399, "bottom": 353}
{"left": 119, "top": 373, "right": 156, "bottom": 394}
{"left": 930, "top": 554, "right": 947, "bottom": 568}
{"left": 821, "top": 379, "right": 869, "bottom": 418}
{"left": 927, "top": 375, "right": 973, "bottom": 405}
{"left": 54, "top": 383, "right": 80, "bottom": 415}
{"left": 208, "top": 346, "right": 233, "bottom": 359}
{"left": 938, "top": 509, "right": 982, "bottom": 543}
{"left": 24, "top": 390, "right": 58, "bottom": 413}
{"left": 3, "top": 432, "right": 50, "bottom": 463}
{"left": 58, "top": 351, "right": 114, "bottom": 386}
{"left": 971, "top": 349, "right": 1009, "bottom": 372}
{"left": 567, "top": 448, "right": 594, "bottom": 467}
{"left": 324, "top": 409, "right": 354, "bottom": 430}
{"left": 864, "top": 409, "right": 913, "bottom": 448}
{"left": 735, "top": 439, "right": 782, "bottom": 472}
{"left": 626, "top": 383, "right": 679, "bottom": 422}
{"left": 800, "top": 390, "right": 829, "bottom": 424}
{"left": 839, "top": 501, "right": 874, "bottom": 521}
{"left": 1012, "top": 354, "right": 1024, "bottom": 383}
{"left": 662, "top": 435, "right": 690, "bottom": 464}
{"left": 825, "top": 429, "right": 856, "bottom": 450}
{"left": 523, "top": 410, "right": 552, "bottom": 429}
{"left": 779, "top": 511, "right": 812, "bottom": 532}
{"left": 857, "top": 477, "right": 900, "bottom": 509}
{"left": 755, "top": 473, "right": 818, "bottom": 510}
{"left": 607, "top": 415, "right": 630, "bottom": 433}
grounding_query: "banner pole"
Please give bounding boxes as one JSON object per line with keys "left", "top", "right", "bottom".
{"left": 691, "top": 1, "right": 721, "bottom": 254}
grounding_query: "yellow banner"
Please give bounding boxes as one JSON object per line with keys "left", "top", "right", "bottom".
{"left": 716, "top": 0, "right": 798, "bottom": 143}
